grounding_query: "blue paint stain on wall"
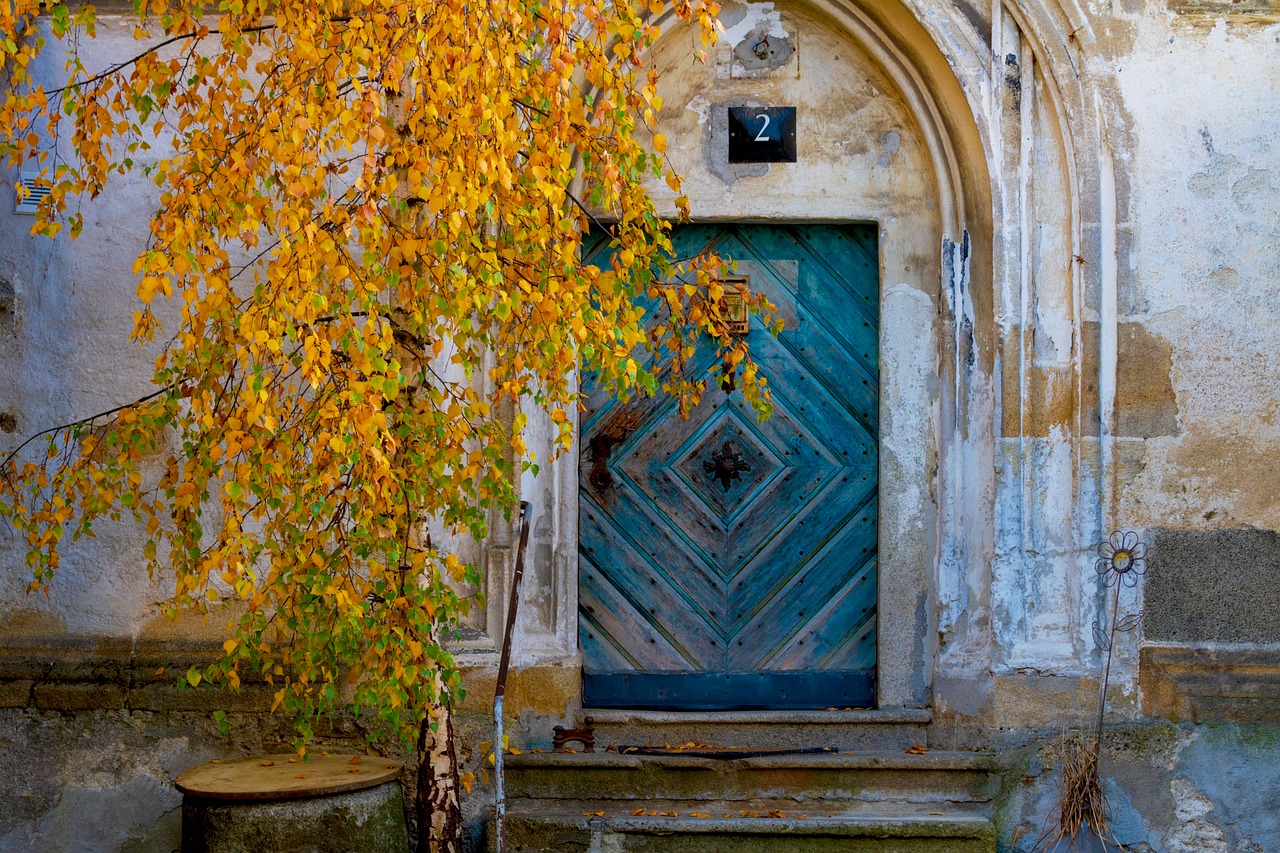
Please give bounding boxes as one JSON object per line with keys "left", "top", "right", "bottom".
{"left": 1175, "top": 724, "right": 1280, "bottom": 849}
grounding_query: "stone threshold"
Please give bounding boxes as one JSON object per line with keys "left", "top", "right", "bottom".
{"left": 583, "top": 708, "right": 933, "bottom": 725}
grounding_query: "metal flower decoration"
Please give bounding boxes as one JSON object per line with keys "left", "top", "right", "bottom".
{"left": 1095, "top": 529, "right": 1147, "bottom": 588}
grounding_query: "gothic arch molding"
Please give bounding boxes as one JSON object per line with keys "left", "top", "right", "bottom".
{"left": 501, "top": 0, "right": 1120, "bottom": 711}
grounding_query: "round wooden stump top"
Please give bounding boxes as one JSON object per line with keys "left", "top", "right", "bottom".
{"left": 176, "top": 754, "right": 402, "bottom": 801}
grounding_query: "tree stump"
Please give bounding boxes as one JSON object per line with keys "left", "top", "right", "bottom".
{"left": 176, "top": 754, "right": 408, "bottom": 853}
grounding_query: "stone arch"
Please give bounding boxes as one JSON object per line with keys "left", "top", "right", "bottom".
{"left": 501, "top": 0, "right": 1119, "bottom": 712}
{"left": 896, "top": 0, "right": 1120, "bottom": 677}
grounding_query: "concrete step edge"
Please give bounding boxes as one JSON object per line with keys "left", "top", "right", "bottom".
{"left": 499, "top": 812, "right": 995, "bottom": 839}
{"left": 505, "top": 794, "right": 996, "bottom": 808}
{"left": 506, "top": 750, "right": 999, "bottom": 772}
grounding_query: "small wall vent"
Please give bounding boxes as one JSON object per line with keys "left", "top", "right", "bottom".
{"left": 14, "top": 170, "right": 51, "bottom": 215}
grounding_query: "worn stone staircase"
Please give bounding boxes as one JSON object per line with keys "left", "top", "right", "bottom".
{"left": 488, "top": 711, "right": 1002, "bottom": 852}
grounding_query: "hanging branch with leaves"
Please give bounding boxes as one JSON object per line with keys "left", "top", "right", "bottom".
{"left": 0, "top": 0, "right": 783, "bottom": 764}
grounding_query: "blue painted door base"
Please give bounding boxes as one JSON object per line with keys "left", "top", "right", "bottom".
{"left": 579, "top": 224, "right": 879, "bottom": 710}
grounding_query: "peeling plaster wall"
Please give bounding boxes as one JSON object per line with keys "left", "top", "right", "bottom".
{"left": 1111, "top": 10, "right": 1280, "bottom": 533}
{"left": 998, "top": 723, "right": 1280, "bottom": 852}
{"left": 925, "top": 0, "right": 1280, "bottom": 727}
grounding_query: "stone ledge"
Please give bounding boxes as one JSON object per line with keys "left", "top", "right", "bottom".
{"left": 1140, "top": 644, "right": 1280, "bottom": 723}
{"left": 489, "top": 811, "right": 997, "bottom": 853}
{"left": 0, "top": 679, "right": 34, "bottom": 708}
{"left": 506, "top": 750, "right": 997, "bottom": 772}
{"left": 0, "top": 678, "right": 276, "bottom": 713}
{"left": 0, "top": 636, "right": 272, "bottom": 713}
{"left": 33, "top": 682, "right": 127, "bottom": 711}
{"left": 1166, "top": 0, "right": 1280, "bottom": 23}
{"left": 127, "top": 683, "right": 275, "bottom": 713}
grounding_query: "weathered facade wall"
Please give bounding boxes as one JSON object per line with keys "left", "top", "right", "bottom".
{"left": 1000, "top": 722, "right": 1280, "bottom": 852}
{"left": 1, "top": 1, "right": 1278, "bottom": 851}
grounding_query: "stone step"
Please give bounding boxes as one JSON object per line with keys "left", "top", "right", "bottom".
{"left": 504, "top": 751, "right": 1001, "bottom": 808}
{"left": 489, "top": 810, "right": 997, "bottom": 853}
{"left": 581, "top": 708, "right": 933, "bottom": 752}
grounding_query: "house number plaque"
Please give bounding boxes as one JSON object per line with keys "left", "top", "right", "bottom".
{"left": 728, "top": 106, "right": 797, "bottom": 163}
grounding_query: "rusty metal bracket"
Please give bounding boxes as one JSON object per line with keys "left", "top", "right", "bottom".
{"left": 552, "top": 716, "right": 596, "bottom": 753}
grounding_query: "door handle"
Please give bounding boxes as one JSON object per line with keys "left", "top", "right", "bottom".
{"left": 585, "top": 408, "right": 643, "bottom": 490}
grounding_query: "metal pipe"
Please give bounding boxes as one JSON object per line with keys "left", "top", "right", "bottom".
{"left": 493, "top": 501, "right": 532, "bottom": 853}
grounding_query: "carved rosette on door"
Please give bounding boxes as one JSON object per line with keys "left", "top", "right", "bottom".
{"left": 703, "top": 441, "right": 750, "bottom": 492}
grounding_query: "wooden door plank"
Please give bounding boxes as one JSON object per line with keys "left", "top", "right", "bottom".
{"left": 760, "top": 559, "right": 878, "bottom": 671}
{"left": 580, "top": 494, "right": 728, "bottom": 648}
{"left": 579, "top": 554, "right": 700, "bottom": 671}
{"left": 730, "top": 498, "right": 879, "bottom": 669}
{"left": 725, "top": 471, "right": 876, "bottom": 611}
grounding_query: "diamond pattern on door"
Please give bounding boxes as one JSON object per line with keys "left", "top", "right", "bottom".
{"left": 579, "top": 224, "right": 879, "bottom": 709}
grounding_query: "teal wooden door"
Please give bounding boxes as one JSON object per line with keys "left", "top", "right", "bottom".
{"left": 579, "top": 224, "right": 878, "bottom": 710}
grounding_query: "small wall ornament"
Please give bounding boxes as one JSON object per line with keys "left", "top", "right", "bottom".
{"left": 1094, "top": 529, "right": 1148, "bottom": 588}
